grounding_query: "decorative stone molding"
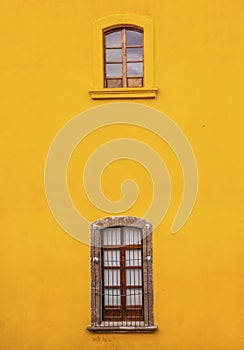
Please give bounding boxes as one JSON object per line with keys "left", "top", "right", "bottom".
{"left": 87, "top": 216, "right": 157, "bottom": 333}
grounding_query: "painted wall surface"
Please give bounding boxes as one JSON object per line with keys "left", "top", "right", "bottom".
{"left": 1, "top": 0, "right": 244, "bottom": 349}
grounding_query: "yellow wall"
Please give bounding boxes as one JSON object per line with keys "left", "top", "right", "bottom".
{"left": 1, "top": 0, "right": 244, "bottom": 349}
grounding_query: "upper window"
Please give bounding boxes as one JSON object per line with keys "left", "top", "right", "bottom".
{"left": 104, "top": 28, "right": 144, "bottom": 88}
{"left": 87, "top": 216, "right": 157, "bottom": 333}
{"left": 90, "top": 14, "right": 157, "bottom": 99}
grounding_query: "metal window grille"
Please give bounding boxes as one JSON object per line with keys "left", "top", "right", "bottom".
{"left": 102, "top": 226, "right": 144, "bottom": 325}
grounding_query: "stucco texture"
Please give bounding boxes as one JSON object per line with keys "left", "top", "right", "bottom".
{"left": 0, "top": 0, "right": 244, "bottom": 349}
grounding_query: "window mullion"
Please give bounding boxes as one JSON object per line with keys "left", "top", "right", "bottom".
{"left": 120, "top": 227, "right": 126, "bottom": 321}
{"left": 122, "top": 29, "right": 127, "bottom": 87}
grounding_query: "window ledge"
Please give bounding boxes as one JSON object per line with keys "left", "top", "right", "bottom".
{"left": 87, "top": 325, "right": 158, "bottom": 333}
{"left": 89, "top": 87, "right": 158, "bottom": 100}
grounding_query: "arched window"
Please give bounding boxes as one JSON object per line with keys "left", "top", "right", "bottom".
{"left": 104, "top": 28, "right": 144, "bottom": 88}
{"left": 90, "top": 15, "right": 157, "bottom": 99}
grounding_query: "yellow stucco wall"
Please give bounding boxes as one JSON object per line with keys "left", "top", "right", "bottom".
{"left": 1, "top": 0, "right": 244, "bottom": 349}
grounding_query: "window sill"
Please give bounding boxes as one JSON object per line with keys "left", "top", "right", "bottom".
{"left": 89, "top": 87, "right": 158, "bottom": 100}
{"left": 87, "top": 325, "right": 158, "bottom": 333}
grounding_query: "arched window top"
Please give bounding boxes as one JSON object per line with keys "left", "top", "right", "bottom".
{"left": 104, "top": 27, "right": 144, "bottom": 88}
{"left": 104, "top": 27, "right": 143, "bottom": 47}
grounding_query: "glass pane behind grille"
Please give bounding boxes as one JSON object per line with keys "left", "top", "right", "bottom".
{"left": 104, "top": 269, "right": 121, "bottom": 286}
{"left": 104, "top": 289, "right": 121, "bottom": 306}
{"left": 126, "top": 269, "right": 142, "bottom": 286}
{"left": 104, "top": 250, "right": 120, "bottom": 266}
{"left": 103, "top": 227, "right": 121, "bottom": 245}
{"left": 123, "top": 227, "right": 141, "bottom": 245}
{"left": 125, "top": 249, "right": 141, "bottom": 266}
{"left": 126, "top": 288, "right": 142, "bottom": 305}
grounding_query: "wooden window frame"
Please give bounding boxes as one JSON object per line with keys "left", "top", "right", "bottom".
{"left": 104, "top": 27, "right": 144, "bottom": 89}
{"left": 101, "top": 227, "right": 144, "bottom": 322}
{"left": 89, "top": 14, "right": 158, "bottom": 99}
{"left": 87, "top": 216, "right": 157, "bottom": 333}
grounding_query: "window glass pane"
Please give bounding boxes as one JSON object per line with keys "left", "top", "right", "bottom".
{"left": 123, "top": 227, "right": 141, "bottom": 245}
{"left": 126, "top": 30, "right": 143, "bottom": 46}
{"left": 127, "top": 48, "right": 143, "bottom": 61}
{"left": 103, "top": 227, "right": 121, "bottom": 245}
{"left": 104, "top": 250, "right": 120, "bottom": 267}
{"left": 125, "top": 249, "right": 141, "bottom": 266}
{"left": 106, "top": 63, "right": 122, "bottom": 77}
{"left": 127, "top": 62, "right": 143, "bottom": 76}
{"left": 106, "top": 49, "right": 122, "bottom": 62}
{"left": 104, "top": 269, "right": 120, "bottom": 286}
{"left": 105, "top": 31, "right": 122, "bottom": 47}
{"left": 126, "top": 288, "right": 142, "bottom": 305}
{"left": 126, "top": 269, "right": 142, "bottom": 286}
{"left": 104, "top": 288, "right": 121, "bottom": 306}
